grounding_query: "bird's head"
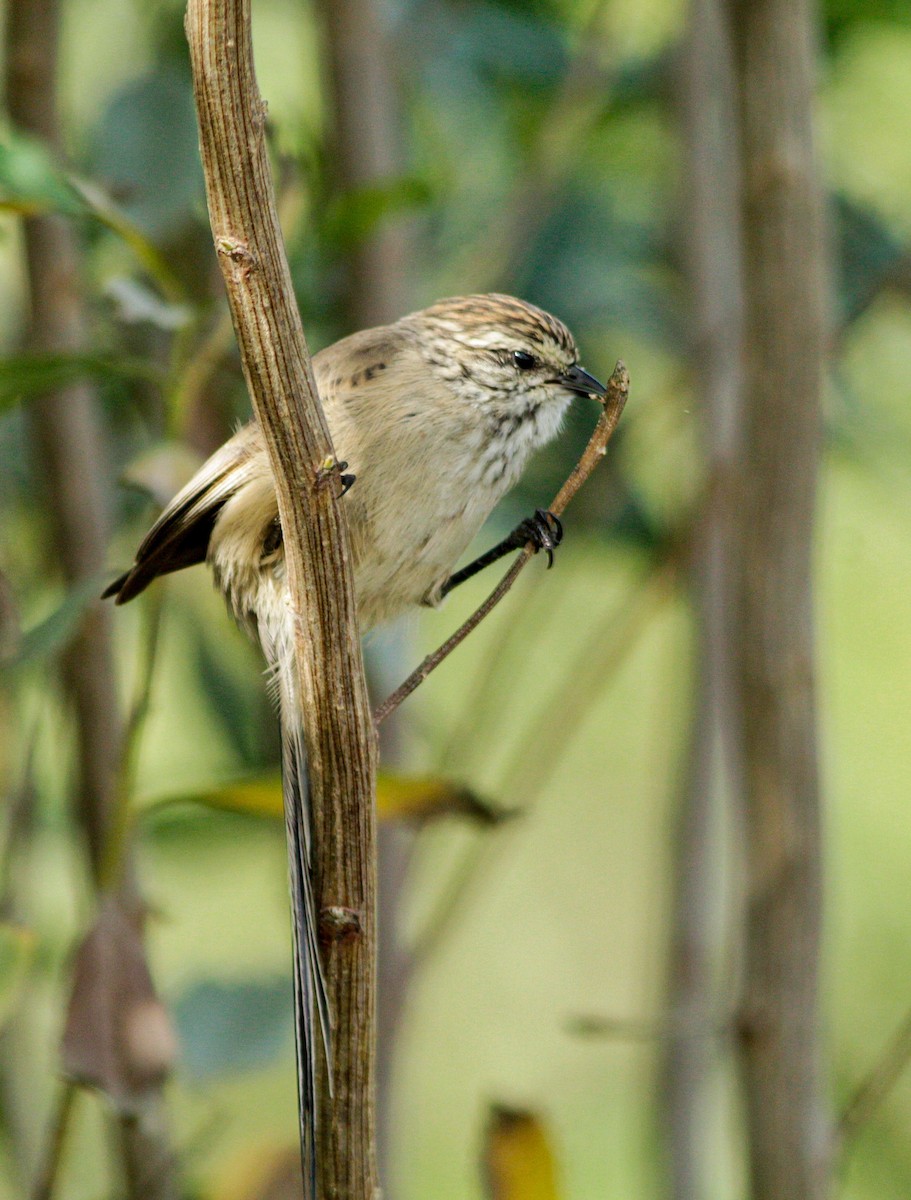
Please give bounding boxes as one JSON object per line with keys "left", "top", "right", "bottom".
{"left": 404, "top": 293, "right": 606, "bottom": 413}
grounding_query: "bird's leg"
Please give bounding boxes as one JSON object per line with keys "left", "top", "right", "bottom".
{"left": 439, "top": 509, "right": 563, "bottom": 599}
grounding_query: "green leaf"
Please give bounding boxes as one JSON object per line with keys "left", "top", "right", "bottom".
{"left": 174, "top": 977, "right": 291, "bottom": 1079}
{"left": 0, "top": 352, "right": 160, "bottom": 414}
{"left": 0, "top": 923, "right": 35, "bottom": 1033}
{"left": 0, "top": 133, "right": 86, "bottom": 217}
{"left": 0, "top": 133, "right": 186, "bottom": 302}
{"left": 5, "top": 573, "right": 110, "bottom": 671}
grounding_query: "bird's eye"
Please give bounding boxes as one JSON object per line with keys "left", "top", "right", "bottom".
{"left": 513, "top": 350, "right": 537, "bottom": 370}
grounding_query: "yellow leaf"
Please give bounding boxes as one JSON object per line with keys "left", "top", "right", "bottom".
{"left": 149, "top": 772, "right": 504, "bottom": 825}
{"left": 175, "top": 774, "right": 285, "bottom": 820}
{"left": 376, "top": 773, "right": 502, "bottom": 823}
{"left": 483, "top": 1106, "right": 562, "bottom": 1200}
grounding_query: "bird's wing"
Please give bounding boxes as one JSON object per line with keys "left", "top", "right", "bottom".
{"left": 103, "top": 425, "right": 263, "bottom": 604}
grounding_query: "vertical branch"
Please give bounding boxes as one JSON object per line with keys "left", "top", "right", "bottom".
{"left": 6, "top": 4, "right": 177, "bottom": 1197}
{"left": 727, "top": 0, "right": 831, "bottom": 1196}
{"left": 184, "top": 2, "right": 379, "bottom": 1196}
{"left": 6, "top": 0, "right": 121, "bottom": 883}
{"left": 663, "top": 1, "right": 744, "bottom": 1195}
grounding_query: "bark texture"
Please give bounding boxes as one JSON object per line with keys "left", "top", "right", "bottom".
{"left": 728, "top": 0, "right": 831, "bottom": 1195}
{"left": 184, "top": 2, "right": 379, "bottom": 1195}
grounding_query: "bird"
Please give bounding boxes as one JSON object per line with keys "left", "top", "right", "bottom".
{"left": 104, "top": 292, "right": 606, "bottom": 1191}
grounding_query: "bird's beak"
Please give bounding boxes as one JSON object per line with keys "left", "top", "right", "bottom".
{"left": 556, "top": 364, "right": 607, "bottom": 399}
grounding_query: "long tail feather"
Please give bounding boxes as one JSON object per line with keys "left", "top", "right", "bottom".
{"left": 279, "top": 695, "right": 332, "bottom": 1198}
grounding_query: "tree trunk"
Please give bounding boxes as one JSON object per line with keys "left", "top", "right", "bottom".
{"left": 727, "top": 0, "right": 831, "bottom": 1195}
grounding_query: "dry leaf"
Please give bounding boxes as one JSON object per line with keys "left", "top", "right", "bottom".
{"left": 61, "top": 896, "right": 177, "bottom": 1113}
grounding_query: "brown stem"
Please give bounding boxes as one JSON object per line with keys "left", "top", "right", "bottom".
{"left": 316, "top": 0, "right": 410, "bottom": 328}
{"left": 727, "top": 0, "right": 831, "bottom": 1195}
{"left": 375, "top": 361, "right": 630, "bottom": 726}
{"left": 184, "top": 2, "right": 379, "bottom": 1195}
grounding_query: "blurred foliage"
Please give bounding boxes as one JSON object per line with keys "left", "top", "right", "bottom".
{"left": 3, "top": 0, "right": 911, "bottom": 1198}
{"left": 0, "top": 923, "right": 34, "bottom": 1033}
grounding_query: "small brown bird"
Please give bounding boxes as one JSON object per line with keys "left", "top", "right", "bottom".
{"left": 105, "top": 292, "right": 605, "bottom": 1187}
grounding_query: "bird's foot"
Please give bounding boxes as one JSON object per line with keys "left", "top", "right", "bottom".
{"left": 514, "top": 509, "right": 563, "bottom": 567}
{"left": 316, "top": 456, "right": 356, "bottom": 496}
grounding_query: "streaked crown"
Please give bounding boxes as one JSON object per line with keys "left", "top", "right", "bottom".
{"left": 418, "top": 293, "right": 577, "bottom": 359}
{"left": 402, "top": 293, "right": 581, "bottom": 403}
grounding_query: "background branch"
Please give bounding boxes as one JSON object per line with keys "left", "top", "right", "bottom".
{"left": 728, "top": 0, "right": 831, "bottom": 1194}
{"left": 184, "top": 1, "right": 379, "bottom": 1195}
{"left": 662, "top": 1, "right": 744, "bottom": 1194}
{"left": 6, "top": 2, "right": 176, "bottom": 1196}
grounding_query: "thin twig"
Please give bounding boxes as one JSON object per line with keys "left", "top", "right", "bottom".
{"left": 837, "top": 1005, "right": 911, "bottom": 1153}
{"left": 375, "top": 361, "right": 630, "bottom": 725}
{"left": 568, "top": 1012, "right": 731, "bottom": 1042}
{"left": 166, "top": 306, "right": 236, "bottom": 439}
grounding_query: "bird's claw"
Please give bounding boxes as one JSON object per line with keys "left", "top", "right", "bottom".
{"left": 334, "top": 460, "right": 357, "bottom": 496}
{"left": 316, "top": 456, "right": 356, "bottom": 496}
{"left": 516, "top": 508, "right": 563, "bottom": 568}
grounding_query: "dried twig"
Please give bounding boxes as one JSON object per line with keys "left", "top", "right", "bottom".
{"left": 375, "top": 361, "right": 630, "bottom": 726}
